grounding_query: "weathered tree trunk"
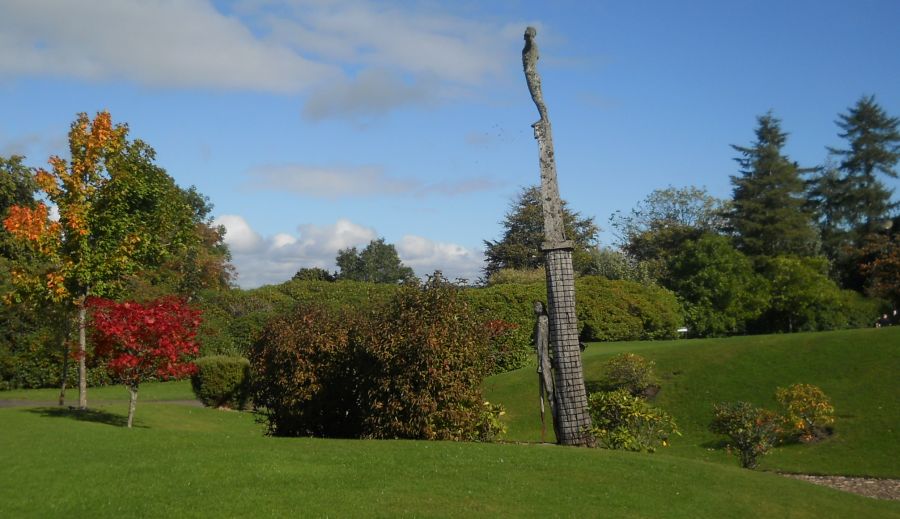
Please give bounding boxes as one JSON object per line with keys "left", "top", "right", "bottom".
{"left": 127, "top": 385, "right": 138, "bottom": 428}
{"left": 522, "top": 27, "right": 593, "bottom": 446}
{"left": 78, "top": 301, "right": 87, "bottom": 410}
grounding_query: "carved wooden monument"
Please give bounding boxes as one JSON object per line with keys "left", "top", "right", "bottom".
{"left": 523, "top": 26, "right": 593, "bottom": 445}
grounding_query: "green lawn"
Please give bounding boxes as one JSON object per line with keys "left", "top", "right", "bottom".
{"left": 485, "top": 326, "right": 900, "bottom": 477}
{"left": 1, "top": 328, "right": 899, "bottom": 517}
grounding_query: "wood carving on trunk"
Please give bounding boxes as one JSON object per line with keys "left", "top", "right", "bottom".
{"left": 522, "top": 26, "right": 593, "bottom": 446}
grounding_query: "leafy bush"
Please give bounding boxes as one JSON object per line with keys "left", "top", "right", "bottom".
{"left": 360, "top": 275, "right": 494, "bottom": 440}
{"left": 588, "top": 389, "right": 679, "bottom": 452}
{"left": 250, "top": 305, "right": 362, "bottom": 437}
{"left": 475, "top": 401, "right": 507, "bottom": 442}
{"left": 251, "top": 275, "right": 502, "bottom": 442}
{"left": 191, "top": 356, "right": 251, "bottom": 409}
{"left": 709, "top": 402, "right": 781, "bottom": 469}
{"left": 775, "top": 384, "right": 835, "bottom": 442}
{"left": 601, "top": 353, "right": 657, "bottom": 397}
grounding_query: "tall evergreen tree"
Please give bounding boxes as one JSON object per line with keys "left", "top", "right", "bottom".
{"left": 483, "top": 186, "right": 598, "bottom": 279}
{"left": 810, "top": 96, "right": 900, "bottom": 289}
{"left": 818, "top": 96, "right": 899, "bottom": 244}
{"left": 730, "top": 112, "right": 818, "bottom": 258}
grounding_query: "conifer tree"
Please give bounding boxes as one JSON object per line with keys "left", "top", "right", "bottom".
{"left": 810, "top": 96, "right": 899, "bottom": 289}
{"left": 730, "top": 113, "right": 818, "bottom": 258}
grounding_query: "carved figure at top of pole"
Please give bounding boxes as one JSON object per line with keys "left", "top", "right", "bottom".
{"left": 523, "top": 27, "right": 548, "bottom": 124}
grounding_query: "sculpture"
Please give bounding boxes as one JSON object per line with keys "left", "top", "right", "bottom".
{"left": 523, "top": 26, "right": 593, "bottom": 446}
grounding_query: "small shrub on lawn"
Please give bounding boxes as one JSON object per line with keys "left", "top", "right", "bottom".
{"left": 588, "top": 389, "right": 679, "bottom": 452}
{"left": 601, "top": 353, "right": 657, "bottom": 397}
{"left": 475, "top": 401, "right": 507, "bottom": 442}
{"left": 709, "top": 401, "right": 781, "bottom": 469}
{"left": 191, "top": 356, "right": 252, "bottom": 409}
{"left": 775, "top": 383, "right": 835, "bottom": 443}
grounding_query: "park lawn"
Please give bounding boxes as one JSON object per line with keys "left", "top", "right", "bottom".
{"left": 484, "top": 326, "right": 900, "bottom": 478}
{"left": 1, "top": 400, "right": 898, "bottom": 518}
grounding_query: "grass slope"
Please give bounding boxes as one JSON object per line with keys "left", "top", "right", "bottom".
{"left": 1, "top": 401, "right": 898, "bottom": 518}
{"left": 485, "top": 326, "right": 900, "bottom": 477}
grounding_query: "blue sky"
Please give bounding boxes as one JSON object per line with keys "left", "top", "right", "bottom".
{"left": 2, "top": 0, "right": 899, "bottom": 287}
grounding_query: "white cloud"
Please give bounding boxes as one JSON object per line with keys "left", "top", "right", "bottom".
{"left": 396, "top": 235, "right": 484, "bottom": 283}
{"left": 0, "top": 0, "right": 338, "bottom": 92}
{"left": 0, "top": 0, "right": 526, "bottom": 119}
{"left": 248, "top": 164, "right": 415, "bottom": 198}
{"left": 303, "top": 68, "right": 438, "bottom": 121}
{"left": 213, "top": 214, "right": 483, "bottom": 287}
{"left": 248, "top": 163, "right": 501, "bottom": 199}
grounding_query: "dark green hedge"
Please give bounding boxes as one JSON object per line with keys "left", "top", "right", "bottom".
{"left": 191, "top": 356, "right": 251, "bottom": 409}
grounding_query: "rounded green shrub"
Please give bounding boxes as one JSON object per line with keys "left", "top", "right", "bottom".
{"left": 775, "top": 383, "right": 835, "bottom": 443}
{"left": 191, "top": 356, "right": 251, "bottom": 409}
{"left": 709, "top": 401, "right": 781, "bottom": 469}
{"left": 601, "top": 352, "right": 658, "bottom": 397}
{"left": 588, "top": 389, "right": 678, "bottom": 452}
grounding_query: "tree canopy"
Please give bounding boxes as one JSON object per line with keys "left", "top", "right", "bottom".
{"left": 336, "top": 238, "right": 415, "bottom": 284}
{"left": 730, "top": 112, "right": 818, "bottom": 258}
{"left": 483, "top": 185, "right": 598, "bottom": 278}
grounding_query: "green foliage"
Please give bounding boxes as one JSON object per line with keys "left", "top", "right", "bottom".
{"left": 586, "top": 247, "right": 656, "bottom": 284}
{"left": 588, "top": 389, "right": 679, "bottom": 453}
{"left": 191, "top": 356, "right": 251, "bottom": 410}
{"left": 709, "top": 402, "right": 781, "bottom": 469}
{"left": 775, "top": 383, "right": 835, "bottom": 443}
{"left": 360, "top": 275, "right": 493, "bottom": 440}
{"left": 666, "top": 234, "right": 768, "bottom": 337}
{"left": 0, "top": 155, "right": 37, "bottom": 216}
{"left": 251, "top": 275, "right": 500, "bottom": 441}
{"left": 576, "top": 276, "right": 682, "bottom": 341}
{"left": 483, "top": 185, "right": 599, "bottom": 278}
{"left": 730, "top": 112, "right": 819, "bottom": 258}
{"left": 292, "top": 267, "right": 335, "bottom": 282}
{"left": 336, "top": 238, "right": 415, "bottom": 284}
{"left": 485, "top": 267, "right": 545, "bottom": 286}
{"left": 600, "top": 353, "right": 657, "bottom": 397}
{"left": 756, "top": 256, "right": 845, "bottom": 333}
{"left": 812, "top": 96, "right": 900, "bottom": 290}
{"left": 610, "top": 185, "right": 728, "bottom": 278}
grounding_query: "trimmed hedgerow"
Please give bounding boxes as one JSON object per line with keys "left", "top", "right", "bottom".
{"left": 191, "top": 356, "right": 252, "bottom": 409}
{"left": 576, "top": 276, "right": 682, "bottom": 342}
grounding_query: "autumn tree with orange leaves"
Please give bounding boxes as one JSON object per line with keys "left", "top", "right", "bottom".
{"left": 3, "top": 112, "right": 222, "bottom": 407}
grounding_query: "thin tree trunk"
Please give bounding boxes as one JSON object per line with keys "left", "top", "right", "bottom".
{"left": 58, "top": 333, "right": 69, "bottom": 407}
{"left": 127, "top": 384, "right": 138, "bottom": 428}
{"left": 78, "top": 303, "right": 87, "bottom": 410}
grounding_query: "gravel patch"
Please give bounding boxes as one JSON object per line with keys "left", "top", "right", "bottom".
{"left": 781, "top": 473, "right": 900, "bottom": 500}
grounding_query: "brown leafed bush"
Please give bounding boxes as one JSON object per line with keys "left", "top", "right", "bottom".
{"left": 250, "top": 274, "right": 500, "bottom": 441}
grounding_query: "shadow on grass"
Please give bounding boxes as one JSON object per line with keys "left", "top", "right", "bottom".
{"left": 26, "top": 406, "right": 141, "bottom": 428}
{"left": 700, "top": 438, "right": 730, "bottom": 449}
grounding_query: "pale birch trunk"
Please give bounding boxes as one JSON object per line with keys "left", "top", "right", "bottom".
{"left": 127, "top": 384, "right": 138, "bottom": 428}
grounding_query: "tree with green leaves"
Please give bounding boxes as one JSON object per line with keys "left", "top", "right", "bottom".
{"left": 3, "top": 112, "right": 221, "bottom": 405}
{"left": 810, "top": 96, "right": 899, "bottom": 289}
{"left": 730, "top": 112, "right": 819, "bottom": 259}
{"left": 665, "top": 234, "right": 769, "bottom": 337}
{"left": 336, "top": 238, "right": 415, "bottom": 284}
{"left": 483, "top": 185, "right": 598, "bottom": 279}
{"left": 609, "top": 185, "right": 727, "bottom": 281}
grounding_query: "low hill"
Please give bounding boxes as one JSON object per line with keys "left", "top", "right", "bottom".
{"left": 485, "top": 326, "right": 900, "bottom": 477}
